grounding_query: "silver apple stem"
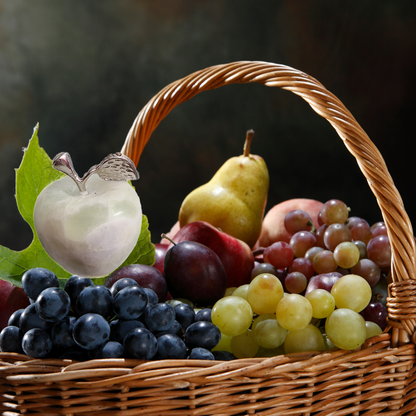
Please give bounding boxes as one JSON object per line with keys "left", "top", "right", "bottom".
{"left": 52, "top": 151, "right": 140, "bottom": 195}
{"left": 53, "top": 152, "right": 88, "bottom": 194}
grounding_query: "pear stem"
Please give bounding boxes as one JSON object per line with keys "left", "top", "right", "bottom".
{"left": 243, "top": 129, "right": 255, "bottom": 157}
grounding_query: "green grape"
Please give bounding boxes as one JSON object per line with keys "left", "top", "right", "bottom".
{"left": 211, "top": 296, "right": 253, "bottom": 337}
{"left": 284, "top": 324, "right": 325, "bottom": 354}
{"left": 325, "top": 308, "right": 367, "bottom": 350}
{"left": 252, "top": 315, "right": 287, "bottom": 349}
{"left": 323, "top": 333, "right": 336, "bottom": 350}
{"left": 232, "top": 284, "right": 249, "bottom": 300}
{"left": 225, "top": 287, "right": 238, "bottom": 296}
{"left": 275, "top": 293, "right": 313, "bottom": 331}
{"left": 305, "top": 289, "right": 335, "bottom": 319}
{"left": 331, "top": 274, "right": 372, "bottom": 312}
{"left": 319, "top": 199, "right": 349, "bottom": 225}
{"left": 230, "top": 329, "right": 259, "bottom": 358}
{"left": 365, "top": 321, "right": 383, "bottom": 340}
{"left": 251, "top": 313, "right": 276, "bottom": 331}
{"left": 333, "top": 241, "right": 360, "bottom": 269}
{"left": 256, "top": 344, "right": 286, "bottom": 357}
{"left": 211, "top": 332, "right": 233, "bottom": 352}
{"left": 247, "top": 273, "right": 284, "bottom": 315}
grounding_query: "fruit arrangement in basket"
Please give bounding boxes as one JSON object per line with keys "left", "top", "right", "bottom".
{"left": 1, "top": 61, "right": 416, "bottom": 416}
{"left": 0, "top": 123, "right": 392, "bottom": 362}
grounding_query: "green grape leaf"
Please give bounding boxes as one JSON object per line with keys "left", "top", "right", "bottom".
{"left": 0, "top": 124, "right": 155, "bottom": 288}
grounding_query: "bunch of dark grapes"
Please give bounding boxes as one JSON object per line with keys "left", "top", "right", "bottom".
{"left": 0, "top": 269, "right": 232, "bottom": 361}
{"left": 254, "top": 199, "right": 389, "bottom": 331}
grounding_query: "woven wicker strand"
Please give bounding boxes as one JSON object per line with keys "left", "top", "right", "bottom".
{"left": 2, "top": 61, "right": 416, "bottom": 415}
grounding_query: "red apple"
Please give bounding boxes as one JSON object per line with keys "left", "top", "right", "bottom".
{"left": 258, "top": 198, "right": 323, "bottom": 247}
{"left": 153, "top": 243, "right": 169, "bottom": 275}
{"left": 168, "top": 221, "right": 254, "bottom": 288}
{"left": 0, "top": 280, "right": 30, "bottom": 331}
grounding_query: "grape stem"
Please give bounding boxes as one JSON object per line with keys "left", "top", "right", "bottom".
{"left": 307, "top": 220, "right": 316, "bottom": 234}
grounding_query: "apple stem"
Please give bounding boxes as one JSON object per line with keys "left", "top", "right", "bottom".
{"left": 53, "top": 152, "right": 89, "bottom": 194}
{"left": 243, "top": 129, "right": 255, "bottom": 157}
{"left": 161, "top": 234, "right": 176, "bottom": 245}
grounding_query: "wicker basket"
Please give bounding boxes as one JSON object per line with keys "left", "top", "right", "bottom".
{"left": 1, "top": 61, "right": 416, "bottom": 415}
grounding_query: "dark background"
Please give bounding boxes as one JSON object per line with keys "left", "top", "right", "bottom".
{"left": 0, "top": 1, "right": 415, "bottom": 250}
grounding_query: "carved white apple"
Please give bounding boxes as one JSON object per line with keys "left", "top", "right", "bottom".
{"left": 33, "top": 152, "right": 142, "bottom": 277}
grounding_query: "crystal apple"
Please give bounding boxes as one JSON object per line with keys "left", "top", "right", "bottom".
{"left": 33, "top": 152, "right": 142, "bottom": 277}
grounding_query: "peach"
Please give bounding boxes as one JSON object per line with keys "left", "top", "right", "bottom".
{"left": 160, "top": 221, "right": 180, "bottom": 244}
{"left": 258, "top": 198, "right": 324, "bottom": 247}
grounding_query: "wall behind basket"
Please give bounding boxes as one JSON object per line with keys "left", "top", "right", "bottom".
{"left": 0, "top": 0, "right": 415, "bottom": 251}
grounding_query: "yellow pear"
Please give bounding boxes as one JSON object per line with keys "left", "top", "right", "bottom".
{"left": 179, "top": 130, "right": 269, "bottom": 248}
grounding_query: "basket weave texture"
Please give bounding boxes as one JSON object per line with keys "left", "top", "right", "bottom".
{"left": 1, "top": 61, "right": 416, "bottom": 415}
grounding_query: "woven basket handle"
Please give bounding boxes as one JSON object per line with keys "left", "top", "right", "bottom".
{"left": 122, "top": 61, "right": 415, "bottom": 289}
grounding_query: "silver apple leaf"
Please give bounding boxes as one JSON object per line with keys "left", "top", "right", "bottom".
{"left": 53, "top": 151, "right": 139, "bottom": 194}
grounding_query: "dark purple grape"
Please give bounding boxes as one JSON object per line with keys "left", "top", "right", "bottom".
{"left": 21, "top": 268, "right": 59, "bottom": 300}
{"left": 195, "top": 308, "right": 212, "bottom": 323}
{"left": 19, "top": 303, "right": 53, "bottom": 334}
{"left": 0, "top": 326, "right": 23, "bottom": 353}
{"left": 64, "top": 275, "right": 94, "bottom": 307}
{"left": 371, "top": 274, "right": 388, "bottom": 307}
{"left": 212, "top": 350, "right": 236, "bottom": 361}
{"left": 154, "top": 320, "right": 183, "bottom": 338}
{"left": 156, "top": 334, "right": 187, "bottom": 359}
{"left": 123, "top": 327, "right": 158, "bottom": 360}
{"left": 72, "top": 313, "right": 110, "bottom": 350}
{"left": 184, "top": 321, "right": 220, "bottom": 350}
{"left": 95, "top": 341, "right": 124, "bottom": 358}
{"left": 76, "top": 285, "right": 113, "bottom": 319}
{"left": 174, "top": 303, "right": 195, "bottom": 329}
{"left": 143, "top": 288, "right": 159, "bottom": 305}
{"left": 51, "top": 316, "right": 77, "bottom": 350}
{"left": 8, "top": 309, "right": 25, "bottom": 327}
{"left": 35, "top": 287, "right": 71, "bottom": 322}
{"left": 144, "top": 303, "right": 175, "bottom": 333}
{"left": 188, "top": 347, "right": 215, "bottom": 360}
{"left": 22, "top": 328, "right": 53, "bottom": 358}
{"left": 109, "top": 278, "right": 139, "bottom": 297}
{"left": 113, "top": 285, "right": 148, "bottom": 320}
{"left": 360, "top": 302, "right": 388, "bottom": 330}
{"left": 110, "top": 319, "right": 146, "bottom": 344}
